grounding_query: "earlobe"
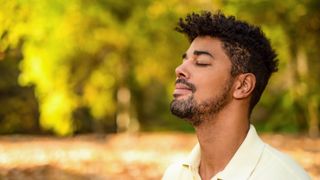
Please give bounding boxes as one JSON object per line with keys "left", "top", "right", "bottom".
{"left": 233, "top": 73, "right": 256, "bottom": 99}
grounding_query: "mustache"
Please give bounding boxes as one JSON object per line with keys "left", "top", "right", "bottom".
{"left": 175, "top": 79, "right": 196, "bottom": 93}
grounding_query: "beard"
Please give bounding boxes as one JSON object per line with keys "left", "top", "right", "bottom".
{"left": 170, "top": 78, "right": 233, "bottom": 126}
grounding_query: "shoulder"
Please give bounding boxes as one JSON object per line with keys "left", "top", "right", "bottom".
{"left": 252, "top": 144, "right": 311, "bottom": 180}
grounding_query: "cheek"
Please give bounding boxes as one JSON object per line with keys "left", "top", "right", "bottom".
{"left": 193, "top": 76, "right": 219, "bottom": 100}
{"left": 193, "top": 71, "right": 230, "bottom": 101}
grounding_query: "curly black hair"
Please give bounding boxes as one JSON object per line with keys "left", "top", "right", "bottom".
{"left": 175, "top": 11, "right": 278, "bottom": 114}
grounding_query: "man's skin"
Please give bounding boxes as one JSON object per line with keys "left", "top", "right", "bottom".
{"left": 173, "top": 36, "right": 256, "bottom": 180}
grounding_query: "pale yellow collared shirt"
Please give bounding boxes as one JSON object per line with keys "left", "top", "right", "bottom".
{"left": 162, "top": 125, "right": 310, "bottom": 180}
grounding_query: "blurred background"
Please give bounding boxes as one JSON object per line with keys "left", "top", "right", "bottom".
{"left": 1, "top": 0, "right": 320, "bottom": 136}
{"left": 0, "top": 0, "right": 319, "bottom": 179}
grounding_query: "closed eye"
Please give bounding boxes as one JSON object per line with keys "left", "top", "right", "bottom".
{"left": 195, "top": 62, "right": 211, "bottom": 67}
{"left": 195, "top": 59, "right": 211, "bottom": 66}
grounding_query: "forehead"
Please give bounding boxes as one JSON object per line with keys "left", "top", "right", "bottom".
{"left": 187, "top": 36, "right": 231, "bottom": 64}
{"left": 187, "top": 36, "right": 224, "bottom": 52}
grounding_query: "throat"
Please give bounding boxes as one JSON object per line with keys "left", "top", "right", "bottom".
{"left": 195, "top": 117, "right": 249, "bottom": 179}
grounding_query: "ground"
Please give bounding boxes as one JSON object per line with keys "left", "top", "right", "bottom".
{"left": 0, "top": 132, "right": 319, "bottom": 180}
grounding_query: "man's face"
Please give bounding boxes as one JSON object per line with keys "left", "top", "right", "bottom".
{"left": 170, "top": 36, "right": 234, "bottom": 126}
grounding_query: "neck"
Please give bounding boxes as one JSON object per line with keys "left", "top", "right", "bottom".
{"left": 195, "top": 104, "right": 249, "bottom": 180}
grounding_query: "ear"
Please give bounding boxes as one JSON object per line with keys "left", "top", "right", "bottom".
{"left": 233, "top": 73, "right": 256, "bottom": 99}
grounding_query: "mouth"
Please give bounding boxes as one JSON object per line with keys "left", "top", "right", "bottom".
{"left": 173, "top": 83, "right": 193, "bottom": 98}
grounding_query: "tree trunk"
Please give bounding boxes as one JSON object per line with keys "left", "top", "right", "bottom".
{"left": 116, "top": 86, "right": 140, "bottom": 133}
{"left": 307, "top": 97, "right": 319, "bottom": 138}
{"left": 296, "top": 48, "right": 319, "bottom": 137}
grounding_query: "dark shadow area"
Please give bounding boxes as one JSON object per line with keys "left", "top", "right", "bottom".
{"left": 0, "top": 45, "right": 40, "bottom": 134}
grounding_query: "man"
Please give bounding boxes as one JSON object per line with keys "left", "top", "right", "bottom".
{"left": 163, "top": 11, "right": 310, "bottom": 180}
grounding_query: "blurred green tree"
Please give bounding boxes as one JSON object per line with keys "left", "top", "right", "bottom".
{"left": 0, "top": 0, "right": 318, "bottom": 136}
{"left": 0, "top": 0, "right": 201, "bottom": 135}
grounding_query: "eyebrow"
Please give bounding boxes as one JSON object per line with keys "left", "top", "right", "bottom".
{"left": 193, "top": 50, "right": 214, "bottom": 58}
{"left": 182, "top": 50, "right": 214, "bottom": 59}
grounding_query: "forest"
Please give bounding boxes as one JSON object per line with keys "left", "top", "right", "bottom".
{"left": 0, "top": 0, "right": 319, "bottom": 137}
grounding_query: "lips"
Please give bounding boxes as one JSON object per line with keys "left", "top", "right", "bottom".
{"left": 173, "top": 83, "right": 193, "bottom": 98}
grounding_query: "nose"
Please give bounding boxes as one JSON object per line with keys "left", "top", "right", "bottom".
{"left": 175, "top": 61, "right": 190, "bottom": 79}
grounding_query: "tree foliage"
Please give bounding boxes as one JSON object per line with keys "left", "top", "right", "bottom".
{"left": 0, "top": 0, "right": 319, "bottom": 136}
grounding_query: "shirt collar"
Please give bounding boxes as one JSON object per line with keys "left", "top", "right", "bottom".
{"left": 182, "top": 143, "right": 201, "bottom": 171}
{"left": 182, "top": 125, "right": 265, "bottom": 180}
